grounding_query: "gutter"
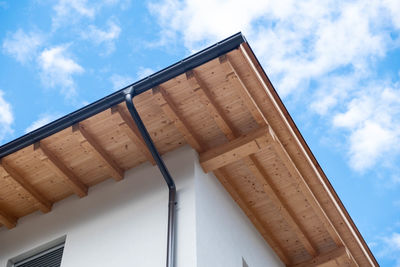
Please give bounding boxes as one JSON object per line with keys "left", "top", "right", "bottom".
{"left": 0, "top": 32, "right": 246, "bottom": 266}
{"left": 125, "top": 92, "right": 176, "bottom": 267}
{"left": 0, "top": 32, "right": 246, "bottom": 158}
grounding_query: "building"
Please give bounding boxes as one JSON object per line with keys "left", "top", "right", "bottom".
{"left": 0, "top": 33, "right": 378, "bottom": 266}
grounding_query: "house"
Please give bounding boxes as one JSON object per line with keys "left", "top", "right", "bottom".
{"left": 0, "top": 33, "right": 378, "bottom": 267}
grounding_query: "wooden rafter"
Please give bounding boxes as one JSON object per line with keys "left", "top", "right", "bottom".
{"left": 110, "top": 105, "right": 156, "bottom": 165}
{"left": 199, "top": 128, "right": 317, "bottom": 256}
{"left": 244, "top": 155, "right": 317, "bottom": 256}
{"left": 72, "top": 123, "right": 124, "bottom": 181}
{"left": 214, "top": 168, "right": 291, "bottom": 265}
{"left": 0, "top": 160, "right": 52, "bottom": 213}
{"left": 219, "top": 55, "right": 267, "bottom": 126}
{"left": 186, "top": 70, "right": 236, "bottom": 140}
{"left": 239, "top": 42, "right": 377, "bottom": 266}
{"left": 269, "top": 131, "right": 343, "bottom": 244}
{"left": 34, "top": 142, "right": 88, "bottom": 198}
{"left": 190, "top": 70, "right": 317, "bottom": 257}
{"left": 238, "top": 44, "right": 356, "bottom": 249}
{"left": 199, "top": 127, "right": 269, "bottom": 172}
{"left": 152, "top": 86, "right": 203, "bottom": 152}
{"left": 290, "top": 247, "right": 352, "bottom": 267}
{"left": 218, "top": 54, "right": 351, "bottom": 257}
{"left": 0, "top": 209, "right": 17, "bottom": 229}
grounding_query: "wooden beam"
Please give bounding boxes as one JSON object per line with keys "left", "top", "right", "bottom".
{"left": 240, "top": 43, "right": 378, "bottom": 267}
{"left": 152, "top": 86, "right": 203, "bottom": 152}
{"left": 219, "top": 53, "right": 345, "bottom": 250}
{"left": 186, "top": 70, "right": 236, "bottom": 140}
{"left": 187, "top": 73, "right": 318, "bottom": 256}
{"left": 185, "top": 68, "right": 303, "bottom": 259}
{"left": 0, "top": 160, "right": 52, "bottom": 213}
{"left": 290, "top": 247, "right": 351, "bottom": 267}
{"left": 34, "top": 142, "right": 88, "bottom": 198}
{"left": 110, "top": 105, "right": 156, "bottom": 165}
{"left": 268, "top": 133, "right": 343, "bottom": 245}
{"left": 237, "top": 45, "right": 368, "bottom": 260}
{"left": 72, "top": 123, "right": 124, "bottom": 181}
{"left": 214, "top": 168, "right": 291, "bottom": 265}
{"left": 244, "top": 155, "right": 317, "bottom": 256}
{"left": 199, "top": 127, "right": 270, "bottom": 172}
{"left": 219, "top": 55, "right": 268, "bottom": 126}
{"left": 0, "top": 209, "right": 17, "bottom": 229}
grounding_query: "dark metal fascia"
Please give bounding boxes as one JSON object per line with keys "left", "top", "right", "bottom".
{"left": 0, "top": 32, "right": 245, "bottom": 158}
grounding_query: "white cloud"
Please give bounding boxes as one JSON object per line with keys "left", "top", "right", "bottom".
{"left": 25, "top": 114, "right": 59, "bottom": 133}
{"left": 148, "top": 1, "right": 388, "bottom": 90}
{"left": 148, "top": 0, "right": 400, "bottom": 172}
{"left": 0, "top": 90, "right": 13, "bottom": 143}
{"left": 333, "top": 86, "right": 400, "bottom": 171}
{"left": 53, "top": 0, "right": 95, "bottom": 28}
{"left": 383, "top": 0, "right": 400, "bottom": 29}
{"left": 2, "top": 29, "right": 43, "bottom": 64}
{"left": 310, "top": 74, "right": 359, "bottom": 115}
{"left": 81, "top": 20, "right": 121, "bottom": 55}
{"left": 379, "top": 232, "right": 400, "bottom": 266}
{"left": 110, "top": 74, "right": 133, "bottom": 91}
{"left": 52, "top": 0, "right": 128, "bottom": 28}
{"left": 38, "top": 45, "right": 84, "bottom": 99}
{"left": 102, "top": 0, "right": 131, "bottom": 9}
{"left": 109, "top": 67, "right": 155, "bottom": 91}
{"left": 136, "top": 67, "right": 155, "bottom": 80}
{"left": 386, "top": 233, "right": 400, "bottom": 250}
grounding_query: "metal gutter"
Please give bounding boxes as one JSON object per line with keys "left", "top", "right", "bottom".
{"left": 0, "top": 32, "right": 246, "bottom": 158}
{"left": 1, "top": 32, "right": 246, "bottom": 266}
{"left": 125, "top": 92, "right": 176, "bottom": 267}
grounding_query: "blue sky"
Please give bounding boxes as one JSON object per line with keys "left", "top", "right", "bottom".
{"left": 1, "top": 0, "right": 400, "bottom": 265}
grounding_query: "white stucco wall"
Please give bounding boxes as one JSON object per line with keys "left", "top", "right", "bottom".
{"left": 0, "top": 146, "right": 282, "bottom": 267}
{"left": 0, "top": 146, "right": 197, "bottom": 267}
{"left": 194, "top": 157, "right": 284, "bottom": 267}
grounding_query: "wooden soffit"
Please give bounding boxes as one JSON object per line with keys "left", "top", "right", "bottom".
{"left": 0, "top": 40, "right": 377, "bottom": 267}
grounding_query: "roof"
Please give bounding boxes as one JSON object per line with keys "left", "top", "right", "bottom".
{"left": 0, "top": 33, "right": 377, "bottom": 266}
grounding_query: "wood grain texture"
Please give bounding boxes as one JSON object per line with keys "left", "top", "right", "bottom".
{"left": 34, "top": 142, "right": 88, "bottom": 198}
{"left": 290, "top": 247, "right": 352, "bottom": 267}
{"left": 199, "top": 127, "right": 269, "bottom": 172}
{"left": 0, "top": 209, "right": 17, "bottom": 229}
{"left": 186, "top": 70, "right": 236, "bottom": 140}
{"left": 0, "top": 160, "right": 52, "bottom": 213}
{"left": 110, "top": 105, "right": 156, "bottom": 165}
{"left": 152, "top": 86, "right": 203, "bottom": 152}
{"left": 191, "top": 69, "right": 318, "bottom": 259}
{"left": 214, "top": 168, "right": 291, "bottom": 265}
{"left": 244, "top": 155, "right": 317, "bottom": 257}
{"left": 0, "top": 45, "right": 375, "bottom": 267}
{"left": 72, "top": 123, "right": 124, "bottom": 181}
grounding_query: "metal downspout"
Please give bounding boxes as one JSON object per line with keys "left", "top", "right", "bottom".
{"left": 125, "top": 91, "right": 177, "bottom": 267}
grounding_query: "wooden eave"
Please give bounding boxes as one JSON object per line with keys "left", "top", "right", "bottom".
{"left": 0, "top": 38, "right": 377, "bottom": 266}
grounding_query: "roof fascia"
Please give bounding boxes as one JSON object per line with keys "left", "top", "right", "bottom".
{"left": 0, "top": 33, "right": 246, "bottom": 158}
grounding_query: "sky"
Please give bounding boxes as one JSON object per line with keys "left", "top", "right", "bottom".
{"left": 0, "top": 0, "right": 399, "bottom": 265}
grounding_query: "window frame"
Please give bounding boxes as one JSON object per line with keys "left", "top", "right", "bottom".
{"left": 8, "top": 236, "right": 66, "bottom": 267}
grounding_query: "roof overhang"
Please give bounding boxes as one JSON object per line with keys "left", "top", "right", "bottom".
{"left": 0, "top": 33, "right": 377, "bottom": 266}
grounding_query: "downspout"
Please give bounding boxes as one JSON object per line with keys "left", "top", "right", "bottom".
{"left": 125, "top": 91, "right": 177, "bottom": 267}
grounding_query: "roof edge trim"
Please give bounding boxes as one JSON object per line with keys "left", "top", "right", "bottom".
{"left": 0, "top": 32, "right": 246, "bottom": 158}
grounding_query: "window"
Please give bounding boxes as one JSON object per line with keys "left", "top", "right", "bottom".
{"left": 8, "top": 237, "right": 65, "bottom": 267}
{"left": 13, "top": 244, "right": 64, "bottom": 267}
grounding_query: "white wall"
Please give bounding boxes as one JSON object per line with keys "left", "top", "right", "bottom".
{"left": 0, "top": 146, "right": 282, "bottom": 267}
{"left": 0, "top": 146, "right": 197, "bottom": 267}
{"left": 194, "top": 156, "right": 284, "bottom": 267}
